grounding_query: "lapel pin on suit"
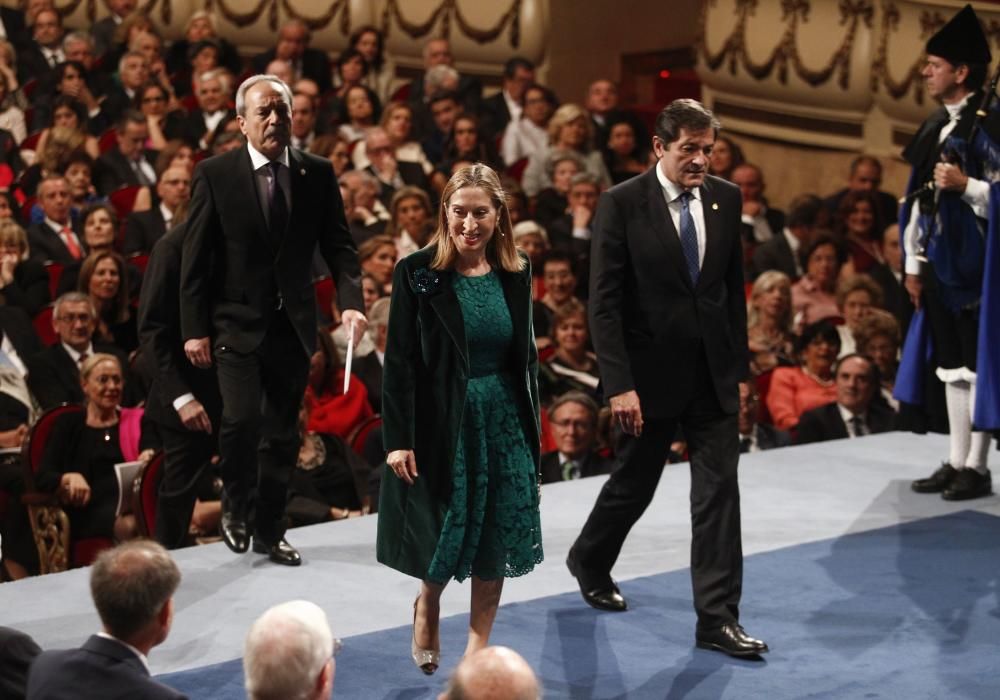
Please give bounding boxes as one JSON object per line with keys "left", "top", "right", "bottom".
{"left": 300, "top": 168, "right": 306, "bottom": 175}
{"left": 711, "top": 202, "right": 719, "bottom": 210}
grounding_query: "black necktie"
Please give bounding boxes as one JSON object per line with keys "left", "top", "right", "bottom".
{"left": 678, "top": 191, "right": 700, "bottom": 285}
{"left": 739, "top": 435, "right": 753, "bottom": 453}
{"left": 268, "top": 161, "right": 288, "bottom": 242}
{"left": 849, "top": 415, "right": 866, "bottom": 437}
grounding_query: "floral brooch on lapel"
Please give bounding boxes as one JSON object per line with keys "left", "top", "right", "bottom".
{"left": 412, "top": 267, "right": 441, "bottom": 295}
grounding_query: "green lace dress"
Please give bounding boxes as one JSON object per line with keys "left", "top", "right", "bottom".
{"left": 425, "top": 270, "right": 544, "bottom": 583}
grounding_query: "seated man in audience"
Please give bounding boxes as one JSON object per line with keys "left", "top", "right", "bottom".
{"left": 96, "top": 110, "right": 159, "bottom": 195}
{"left": 339, "top": 170, "right": 389, "bottom": 240}
{"left": 90, "top": 0, "right": 135, "bottom": 57}
{"left": 750, "top": 193, "right": 825, "bottom": 280}
{"left": 541, "top": 392, "right": 613, "bottom": 484}
{"left": 26, "top": 540, "right": 186, "bottom": 700}
{"left": 178, "top": 68, "right": 236, "bottom": 151}
{"left": 291, "top": 91, "right": 320, "bottom": 151}
{"left": 409, "top": 37, "right": 482, "bottom": 117}
{"left": 63, "top": 31, "right": 113, "bottom": 100}
{"left": 123, "top": 165, "right": 190, "bottom": 254}
{"left": 732, "top": 163, "right": 785, "bottom": 244}
{"left": 244, "top": 600, "right": 336, "bottom": 700}
{"left": 0, "top": 627, "right": 41, "bottom": 700}
{"left": 534, "top": 250, "right": 580, "bottom": 346}
{"left": 27, "top": 175, "right": 85, "bottom": 264}
{"left": 547, "top": 172, "right": 599, "bottom": 286}
{"left": 364, "top": 127, "right": 431, "bottom": 209}
{"left": 421, "top": 88, "right": 463, "bottom": 167}
{"left": 738, "top": 382, "right": 789, "bottom": 453}
{"left": 25, "top": 292, "right": 132, "bottom": 410}
{"left": 439, "top": 646, "right": 540, "bottom": 700}
{"left": 251, "top": 19, "right": 331, "bottom": 93}
{"left": 866, "top": 222, "right": 912, "bottom": 337}
{"left": 17, "top": 7, "right": 64, "bottom": 85}
{"left": 99, "top": 51, "right": 150, "bottom": 127}
{"left": 585, "top": 78, "right": 648, "bottom": 161}
{"left": 823, "top": 155, "right": 899, "bottom": 228}
{"left": 795, "top": 354, "right": 895, "bottom": 444}
{"left": 501, "top": 82, "right": 557, "bottom": 166}
{"left": 481, "top": 56, "right": 535, "bottom": 138}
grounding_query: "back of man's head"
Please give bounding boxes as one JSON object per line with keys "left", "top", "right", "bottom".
{"left": 440, "top": 646, "right": 540, "bottom": 700}
{"left": 244, "top": 600, "right": 335, "bottom": 700}
{"left": 90, "top": 540, "right": 181, "bottom": 646}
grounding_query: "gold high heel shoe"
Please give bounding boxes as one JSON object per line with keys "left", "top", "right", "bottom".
{"left": 411, "top": 595, "right": 440, "bottom": 675}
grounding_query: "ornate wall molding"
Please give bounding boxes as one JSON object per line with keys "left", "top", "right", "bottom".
{"left": 698, "top": 0, "right": 874, "bottom": 90}
{"left": 204, "top": 0, "right": 351, "bottom": 33}
{"left": 380, "top": 0, "right": 522, "bottom": 47}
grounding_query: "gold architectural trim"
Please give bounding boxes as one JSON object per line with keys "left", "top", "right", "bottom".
{"left": 714, "top": 98, "right": 864, "bottom": 137}
{"left": 698, "top": 0, "right": 874, "bottom": 89}
{"left": 203, "top": 0, "right": 351, "bottom": 32}
{"left": 380, "top": 0, "right": 522, "bottom": 47}
{"left": 53, "top": 0, "right": 170, "bottom": 25}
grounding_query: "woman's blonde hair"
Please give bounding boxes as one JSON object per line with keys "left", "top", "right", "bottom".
{"left": 547, "top": 103, "right": 592, "bottom": 149}
{"left": 746, "top": 269, "right": 792, "bottom": 331}
{"left": 80, "top": 352, "right": 121, "bottom": 384}
{"left": 0, "top": 220, "right": 29, "bottom": 260}
{"left": 430, "top": 163, "right": 524, "bottom": 273}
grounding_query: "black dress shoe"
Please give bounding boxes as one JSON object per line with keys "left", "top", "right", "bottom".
{"left": 942, "top": 468, "right": 992, "bottom": 501}
{"left": 696, "top": 623, "right": 769, "bottom": 657}
{"left": 912, "top": 463, "right": 957, "bottom": 493}
{"left": 566, "top": 552, "right": 627, "bottom": 612}
{"left": 220, "top": 513, "right": 249, "bottom": 553}
{"left": 252, "top": 537, "right": 302, "bottom": 566}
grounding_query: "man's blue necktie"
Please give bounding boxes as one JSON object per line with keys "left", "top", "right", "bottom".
{"left": 678, "top": 191, "right": 699, "bottom": 286}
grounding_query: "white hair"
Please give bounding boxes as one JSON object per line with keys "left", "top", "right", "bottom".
{"left": 236, "top": 74, "right": 293, "bottom": 117}
{"left": 244, "top": 600, "right": 334, "bottom": 700}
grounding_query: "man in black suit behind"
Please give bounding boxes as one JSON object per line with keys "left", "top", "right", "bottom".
{"left": 567, "top": 99, "right": 768, "bottom": 657}
{"left": 123, "top": 165, "right": 191, "bottom": 255}
{"left": 540, "top": 392, "right": 614, "bottom": 484}
{"left": 139, "top": 222, "right": 222, "bottom": 549}
{"left": 26, "top": 540, "right": 186, "bottom": 700}
{"left": 795, "top": 354, "right": 896, "bottom": 444}
{"left": 181, "top": 75, "right": 366, "bottom": 566}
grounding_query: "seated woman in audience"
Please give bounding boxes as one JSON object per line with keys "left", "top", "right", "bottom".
{"left": 534, "top": 250, "right": 579, "bottom": 349}
{"left": 766, "top": 320, "right": 841, "bottom": 431}
{"left": 164, "top": 11, "right": 241, "bottom": 84}
{"left": 136, "top": 81, "right": 186, "bottom": 150}
{"left": 36, "top": 354, "right": 152, "bottom": 550}
{"left": 538, "top": 298, "right": 600, "bottom": 406}
{"left": 512, "top": 220, "right": 549, "bottom": 299}
{"left": 0, "top": 68, "right": 26, "bottom": 144}
{"left": 746, "top": 270, "right": 795, "bottom": 375}
{"left": 358, "top": 234, "right": 398, "bottom": 295}
{"left": 854, "top": 308, "right": 901, "bottom": 404}
{"left": 33, "top": 62, "right": 101, "bottom": 133}
{"left": 440, "top": 114, "right": 502, "bottom": 173}
{"left": 27, "top": 149, "right": 100, "bottom": 225}
{"left": 350, "top": 25, "right": 394, "bottom": 105}
{"left": 78, "top": 250, "right": 138, "bottom": 354}
{"left": 386, "top": 186, "right": 433, "bottom": 259}
{"left": 501, "top": 82, "right": 557, "bottom": 166}
{"left": 0, "top": 219, "right": 49, "bottom": 316}
{"left": 330, "top": 48, "right": 370, "bottom": 107}
{"left": 835, "top": 273, "right": 882, "bottom": 356}
{"left": 791, "top": 234, "right": 846, "bottom": 328}
{"left": 57, "top": 204, "right": 143, "bottom": 297}
{"left": 708, "top": 135, "right": 744, "bottom": 181}
{"left": 836, "top": 190, "right": 885, "bottom": 276}
{"left": 521, "top": 103, "right": 611, "bottom": 197}
{"left": 171, "top": 37, "right": 222, "bottom": 99}
{"left": 305, "top": 331, "right": 373, "bottom": 441}
{"left": 337, "top": 84, "right": 380, "bottom": 146}
{"left": 533, "top": 149, "right": 584, "bottom": 229}
{"left": 309, "top": 132, "right": 351, "bottom": 177}
{"left": 602, "top": 117, "right": 647, "bottom": 184}
{"left": 352, "top": 101, "right": 440, "bottom": 187}
{"left": 33, "top": 97, "right": 100, "bottom": 162}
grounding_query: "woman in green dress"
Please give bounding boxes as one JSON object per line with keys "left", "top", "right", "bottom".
{"left": 378, "top": 163, "right": 543, "bottom": 674}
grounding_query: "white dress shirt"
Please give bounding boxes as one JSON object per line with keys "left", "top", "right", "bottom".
{"left": 656, "top": 163, "right": 706, "bottom": 270}
{"left": 247, "top": 142, "right": 291, "bottom": 229}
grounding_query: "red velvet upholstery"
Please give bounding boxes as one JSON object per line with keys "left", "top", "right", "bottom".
{"left": 134, "top": 452, "right": 163, "bottom": 538}
{"left": 32, "top": 306, "right": 58, "bottom": 346}
{"left": 42, "top": 262, "right": 63, "bottom": 299}
{"left": 348, "top": 414, "right": 382, "bottom": 457}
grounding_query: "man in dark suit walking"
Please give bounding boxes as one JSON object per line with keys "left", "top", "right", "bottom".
{"left": 567, "top": 99, "right": 768, "bottom": 657}
{"left": 139, "top": 222, "right": 222, "bottom": 549}
{"left": 795, "top": 354, "right": 895, "bottom": 444}
{"left": 26, "top": 540, "right": 186, "bottom": 700}
{"left": 181, "top": 75, "right": 366, "bottom": 566}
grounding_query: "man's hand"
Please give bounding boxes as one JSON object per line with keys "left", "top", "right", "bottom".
{"left": 904, "top": 273, "right": 922, "bottom": 310}
{"left": 934, "top": 162, "right": 968, "bottom": 193}
{"left": 184, "top": 337, "right": 212, "bottom": 368}
{"left": 571, "top": 205, "right": 593, "bottom": 230}
{"left": 387, "top": 449, "right": 418, "bottom": 485}
{"left": 177, "top": 399, "right": 212, "bottom": 433}
{"left": 341, "top": 309, "right": 368, "bottom": 347}
{"left": 610, "top": 390, "right": 643, "bottom": 437}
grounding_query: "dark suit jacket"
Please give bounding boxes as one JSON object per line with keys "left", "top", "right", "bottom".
{"left": 176, "top": 108, "right": 237, "bottom": 149}
{"left": 26, "top": 221, "right": 85, "bottom": 265}
{"left": 366, "top": 162, "right": 432, "bottom": 209}
{"left": 0, "top": 626, "right": 40, "bottom": 700}
{"left": 1, "top": 258, "right": 50, "bottom": 316}
{"left": 25, "top": 342, "right": 131, "bottom": 410}
{"left": 540, "top": 450, "right": 614, "bottom": 484}
{"left": 16, "top": 42, "right": 57, "bottom": 86}
{"left": 750, "top": 230, "right": 798, "bottom": 280}
{"left": 0, "top": 306, "right": 42, "bottom": 361}
{"left": 96, "top": 148, "right": 160, "bottom": 196}
{"left": 26, "top": 634, "right": 187, "bottom": 700}
{"left": 0, "top": 7, "right": 29, "bottom": 49}
{"left": 794, "top": 400, "right": 896, "bottom": 445}
{"left": 139, "top": 224, "right": 221, "bottom": 430}
{"left": 90, "top": 16, "right": 118, "bottom": 56}
{"left": 868, "top": 262, "right": 913, "bottom": 338}
{"left": 180, "top": 146, "right": 364, "bottom": 356}
{"left": 589, "top": 168, "right": 748, "bottom": 417}
{"left": 742, "top": 422, "right": 791, "bottom": 452}
{"left": 480, "top": 91, "right": 512, "bottom": 137}
{"left": 123, "top": 208, "right": 167, "bottom": 255}
{"left": 352, "top": 351, "right": 383, "bottom": 413}
{"left": 251, "top": 48, "right": 332, "bottom": 93}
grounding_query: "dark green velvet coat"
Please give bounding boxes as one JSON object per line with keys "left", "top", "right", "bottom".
{"left": 376, "top": 245, "right": 540, "bottom": 579}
